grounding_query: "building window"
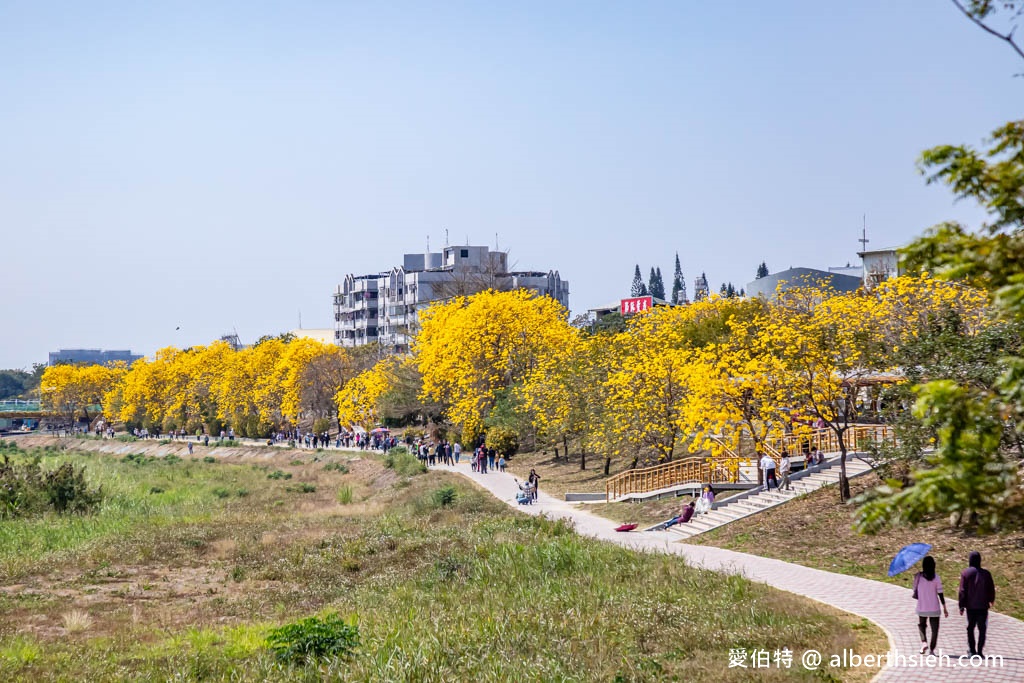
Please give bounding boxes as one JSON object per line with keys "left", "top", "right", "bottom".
{"left": 460, "top": 249, "right": 469, "bottom": 258}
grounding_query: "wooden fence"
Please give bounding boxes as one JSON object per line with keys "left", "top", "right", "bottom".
{"left": 604, "top": 424, "right": 895, "bottom": 502}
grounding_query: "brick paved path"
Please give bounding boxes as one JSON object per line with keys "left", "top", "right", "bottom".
{"left": 436, "top": 461, "right": 1024, "bottom": 682}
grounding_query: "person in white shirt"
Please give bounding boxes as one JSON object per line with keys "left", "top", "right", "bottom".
{"left": 760, "top": 454, "right": 778, "bottom": 492}
{"left": 779, "top": 452, "right": 792, "bottom": 491}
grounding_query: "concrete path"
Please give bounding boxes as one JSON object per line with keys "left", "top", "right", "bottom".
{"left": 435, "top": 461, "right": 1024, "bottom": 682}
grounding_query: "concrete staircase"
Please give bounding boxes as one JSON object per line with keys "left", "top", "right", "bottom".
{"left": 654, "top": 456, "right": 875, "bottom": 540}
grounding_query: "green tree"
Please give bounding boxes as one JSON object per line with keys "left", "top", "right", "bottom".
{"left": 857, "top": 120, "right": 1024, "bottom": 531}
{"left": 630, "top": 265, "right": 647, "bottom": 297}
{"left": 671, "top": 252, "right": 686, "bottom": 304}
{"left": 649, "top": 267, "right": 666, "bottom": 300}
{"left": 756, "top": 261, "right": 769, "bottom": 279}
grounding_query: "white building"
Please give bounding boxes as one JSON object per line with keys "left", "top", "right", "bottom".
{"left": 858, "top": 247, "right": 901, "bottom": 291}
{"left": 334, "top": 245, "right": 569, "bottom": 352}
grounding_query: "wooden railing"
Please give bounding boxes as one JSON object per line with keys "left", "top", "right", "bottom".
{"left": 763, "top": 424, "right": 895, "bottom": 459}
{"left": 604, "top": 424, "right": 896, "bottom": 502}
{"left": 605, "top": 456, "right": 734, "bottom": 502}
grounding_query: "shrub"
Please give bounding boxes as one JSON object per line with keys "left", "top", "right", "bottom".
{"left": 0, "top": 439, "right": 19, "bottom": 452}
{"left": 115, "top": 434, "right": 138, "bottom": 443}
{"left": 430, "top": 485, "right": 458, "bottom": 508}
{"left": 286, "top": 482, "right": 316, "bottom": 494}
{"left": 312, "top": 417, "right": 332, "bottom": 435}
{"left": 266, "top": 613, "right": 359, "bottom": 664}
{"left": 203, "top": 456, "right": 217, "bottom": 464}
{"left": 163, "top": 454, "right": 182, "bottom": 465}
{"left": 323, "top": 462, "right": 349, "bottom": 474}
{"left": 383, "top": 447, "right": 425, "bottom": 476}
{"left": 122, "top": 453, "right": 153, "bottom": 466}
{"left": 236, "top": 488, "right": 250, "bottom": 497}
{"left": 213, "top": 439, "right": 240, "bottom": 448}
{"left": 212, "top": 487, "right": 231, "bottom": 499}
{"left": 149, "top": 486, "right": 165, "bottom": 494}
{"left": 337, "top": 485, "right": 354, "bottom": 505}
{"left": 484, "top": 426, "right": 519, "bottom": 457}
{"left": 0, "top": 457, "right": 103, "bottom": 519}
{"left": 289, "top": 459, "right": 304, "bottom": 466}
{"left": 267, "top": 470, "right": 292, "bottom": 480}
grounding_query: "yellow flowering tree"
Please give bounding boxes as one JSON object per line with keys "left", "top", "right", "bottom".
{"left": 762, "top": 284, "right": 889, "bottom": 500}
{"left": 40, "top": 362, "right": 127, "bottom": 423}
{"left": 335, "top": 355, "right": 400, "bottom": 430}
{"left": 414, "top": 289, "right": 575, "bottom": 441}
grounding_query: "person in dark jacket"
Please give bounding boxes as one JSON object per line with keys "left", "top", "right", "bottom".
{"left": 958, "top": 551, "right": 996, "bottom": 658}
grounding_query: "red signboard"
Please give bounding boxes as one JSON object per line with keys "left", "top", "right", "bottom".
{"left": 620, "top": 296, "right": 653, "bottom": 315}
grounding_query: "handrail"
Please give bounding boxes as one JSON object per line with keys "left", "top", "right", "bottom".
{"left": 604, "top": 424, "right": 896, "bottom": 502}
{"left": 764, "top": 424, "right": 895, "bottom": 459}
{"left": 605, "top": 455, "right": 735, "bottom": 502}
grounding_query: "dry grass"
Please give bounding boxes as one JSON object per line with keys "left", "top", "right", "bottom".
{"left": 0, "top": 441, "right": 889, "bottom": 681}
{"left": 692, "top": 473, "right": 1024, "bottom": 620}
{"left": 60, "top": 610, "right": 93, "bottom": 634}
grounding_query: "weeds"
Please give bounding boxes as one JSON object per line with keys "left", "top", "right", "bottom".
{"left": 265, "top": 613, "right": 359, "bottom": 664}
{"left": 61, "top": 609, "right": 93, "bottom": 634}
{"left": 383, "top": 447, "right": 426, "bottom": 476}
{"left": 431, "top": 485, "right": 458, "bottom": 508}
{"left": 323, "top": 462, "right": 348, "bottom": 474}
{"left": 337, "top": 485, "right": 354, "bottom": 505}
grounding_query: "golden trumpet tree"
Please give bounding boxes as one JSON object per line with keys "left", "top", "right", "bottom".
{"left": 414, "top": 289, "right": 575, "bottom": 440}
{"left": 335, "top": 354, "right": 402, "bottom": 430}
{"left": 518, "top": 331, "right": 617, "bottom": 471}
{"left": 762, "top": 285, "right": 890, "bottom": 501}
{"left": 40, "top": 362, "right": 127, "bottom": 422}
{"left": 682, "top": 313, "right": 793, "bottom": 481}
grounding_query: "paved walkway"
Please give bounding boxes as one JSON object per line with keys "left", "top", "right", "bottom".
{"left": 435, "top": 461, "right": 1024, "bottom": 682}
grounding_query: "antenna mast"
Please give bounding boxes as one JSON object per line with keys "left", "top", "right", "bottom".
{"left": 858, "top": 214, "right": 870, "bottom": 252}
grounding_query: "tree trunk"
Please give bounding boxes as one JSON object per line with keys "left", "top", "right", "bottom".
{"left": 562, "top": 435, "right": 569, "bottom": 463}
{"left": 603, "top": 456, "right": 611, "bottom": 476}
{"left": 580, "top": 444, "right": 586, "bottom": 471}
{"left": 838, "top": 443, "right": 851, "bottom": 502}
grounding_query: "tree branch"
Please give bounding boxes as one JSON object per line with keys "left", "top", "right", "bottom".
{"left": 951, "top": 0, "right": 1024, "bottom": 62}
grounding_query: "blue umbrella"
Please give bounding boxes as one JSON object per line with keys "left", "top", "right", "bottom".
{"left": 888, "top": 543, "right": 932, "bottom": 577}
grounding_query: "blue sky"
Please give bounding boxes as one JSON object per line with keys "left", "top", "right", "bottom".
{"left": 0, "top": 1, "right": 1019, "bottom": 368}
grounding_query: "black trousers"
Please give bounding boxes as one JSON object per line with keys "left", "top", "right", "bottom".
{"left": 918, "top": 615, "right": 939, "bottom": 651}
{"left": 966, "top": 608, "right": 988, "bottom": 655}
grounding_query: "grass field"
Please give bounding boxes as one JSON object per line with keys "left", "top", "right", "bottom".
{"left": 691, "top": 473, "right": 1024, "bottom": 621}
{"left": 0, "top": 441, "right": 885, "bottom": 681}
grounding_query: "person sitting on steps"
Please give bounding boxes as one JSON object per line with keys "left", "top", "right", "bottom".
{"left": 663, "top": 501, "right": 696, "bottom": 529}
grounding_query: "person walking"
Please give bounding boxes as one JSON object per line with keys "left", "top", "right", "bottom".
{"left": 759, "top": 453, "right": 777, "bottom": 492}
{"left": 453, "top": 442, "right": 461, "bottom": 464}
{"left": 913, "top": 556, "right": 948, "bottom": 655}
{"left": 779, "top": 451, "right": 792, "bottom": 491}
{"left": 959, "top": 551, "right": 996, "bottom": 658}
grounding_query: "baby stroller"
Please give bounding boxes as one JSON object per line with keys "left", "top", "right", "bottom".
{"left": 515, "top": 479, "right": 534, "bottom": 505}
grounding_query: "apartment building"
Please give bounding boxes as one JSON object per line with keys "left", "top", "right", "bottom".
{"left": 334, "top": 245, "right": 569, "bottom": 352}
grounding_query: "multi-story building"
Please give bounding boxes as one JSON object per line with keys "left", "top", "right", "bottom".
{"left": 47, "top": 349, "right": 143, "bottom": 366}
{"left": 334, "top": 245, "right": 569, "bottom": 352}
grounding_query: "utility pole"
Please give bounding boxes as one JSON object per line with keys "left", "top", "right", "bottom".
{"left": 858, "top": 214, "right": 870, "bottom": 252}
